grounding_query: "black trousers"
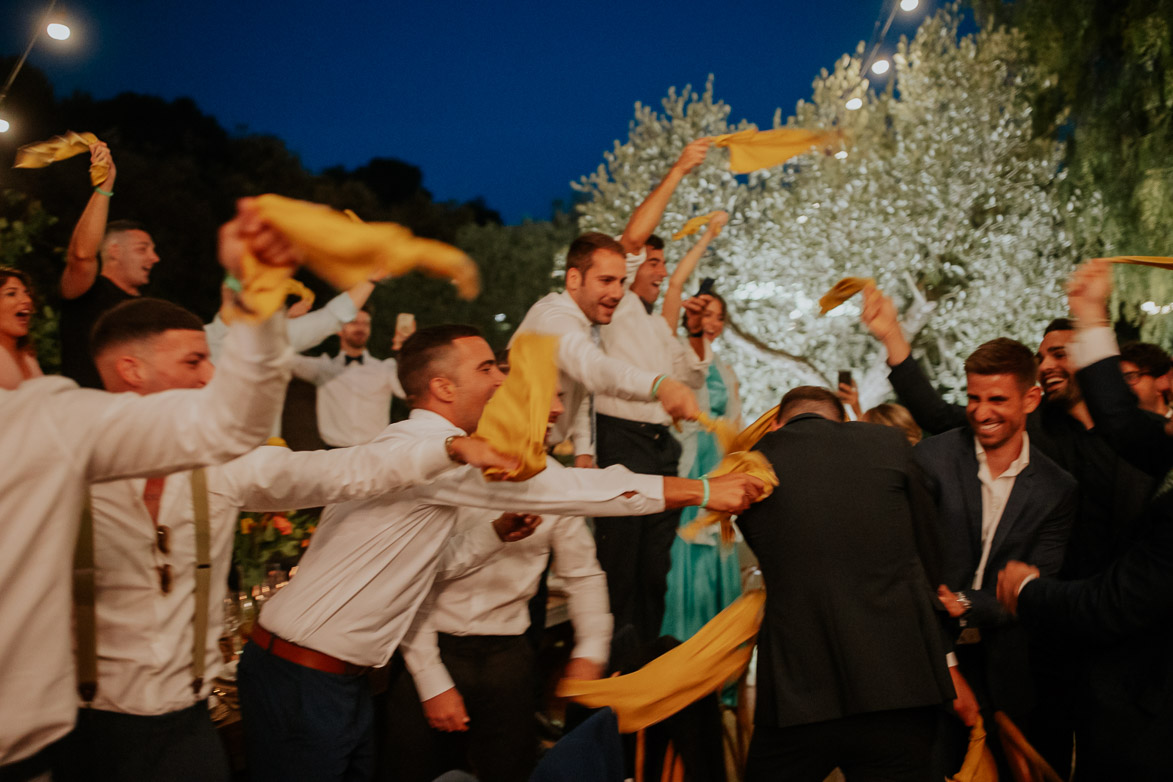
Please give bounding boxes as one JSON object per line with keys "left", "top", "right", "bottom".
{"left": 745, "top": 706, "right": 939, "bottom": 782}
{"left": 379, "top": 635, "right": 537, "bottom": 782}
{"left": 52, "top": 700, "right": 230, "bottom": 782}
{"left": 593, "top": 413, "right": 682, "bottom": 646}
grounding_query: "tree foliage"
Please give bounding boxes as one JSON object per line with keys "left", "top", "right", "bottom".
{"left": 574, "top": 8, "right": 1102, "bottom": 414}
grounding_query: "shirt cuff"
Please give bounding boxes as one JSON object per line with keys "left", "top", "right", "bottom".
{"left": 946, "top": 652, "right": 959, "bottom": 668}
{"left": 412, "top": 662, "right": 457, "bottom": 702}
{"left": 324, "top": 291, "right": 359, "bottom": 323}
{"left": 570, "top": 638, "right": 611, "bottom": 666}
{"left": 1016, "top": 572, "right": 1040, "bottom": 597}
{"left": 1069, "top": 326, "right": 1118, "bottom": 370}
{"left": 226, "top": 311, "right": 290, "bottom": 366}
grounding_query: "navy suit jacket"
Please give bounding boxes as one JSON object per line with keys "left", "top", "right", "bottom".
{"left": 913, "top": 428, "right": 1076, "bottom": 715}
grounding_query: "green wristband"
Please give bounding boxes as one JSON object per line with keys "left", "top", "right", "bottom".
{"left": 94, "top": 185, "right": 114, "bottom": 197}
{"left": 223, "top": 274, "right": 243, "bottom": 294}
{"left": 701, "top": 476, "right": 710, "bottom": 509}
{"left": 651, "top": 375, "right": 666, "bottom": 397}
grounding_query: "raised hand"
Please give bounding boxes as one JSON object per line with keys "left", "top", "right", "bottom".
{"left": 706, "top": 210, "right": 729, "bottom": 237}
{"left": 861, "top": 285, "right": 911, "bottom": 365}
{"left": 90, "top": 141, "right": 116, "bottom": 189}
{"left": 682, "top": 295, "right": 710, "bottom": 335}
{"left": 1066, "top": 259, "right": 1112, "bottom": 327}
{"left": 673, "top": 138, "right": 711, "bottom": 176}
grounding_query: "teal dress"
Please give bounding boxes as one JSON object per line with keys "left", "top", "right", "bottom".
{"left": 660, "top": 362, "right": 743, "bottom": 643}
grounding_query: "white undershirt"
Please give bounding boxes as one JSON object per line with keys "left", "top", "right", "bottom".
{"left": 971, "top": 433, "right": 1031, "bottom": 589}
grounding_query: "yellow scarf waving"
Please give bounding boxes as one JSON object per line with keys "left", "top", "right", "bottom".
{"left": 557, "top": 590, "right": 765, "bottom": 732}
{"left": 14, "top": 131, "right": 110, "bottom": 186}
{"left": 228, "top": 194, "right": 479, "bottom": 322}
{"left": 710, "top": 128, "right": 844, "bottom": 174}
{"left": 1100, "top": 255, "right": 1173, "bottom": 270}
{"left": 473, "top": 334, "right": 559, "bottom": 482}
{"left": 672, "top": 212, "right": 720, "bottom": 241}
{"left": 818, "top": 276, "right": 875, "bottom": 315}
{"left": 947, "top": 715, "right": 998, "bottom": 782}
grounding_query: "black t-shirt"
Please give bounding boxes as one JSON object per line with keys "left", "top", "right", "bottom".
{"left": 59, "top": 275, "right": 134, "bottom": 388}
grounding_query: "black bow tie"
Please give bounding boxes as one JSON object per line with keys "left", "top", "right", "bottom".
{"left": 345, "top": 354, "right": 364, "bottom": 366}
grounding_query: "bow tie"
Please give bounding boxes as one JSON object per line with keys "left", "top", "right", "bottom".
{"left": 344, "top": 354, "right": 364, "bottom": 366}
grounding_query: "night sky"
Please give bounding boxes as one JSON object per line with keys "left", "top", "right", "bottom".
{"left": 1, "top": 0, "right": 935, "bottom": 223}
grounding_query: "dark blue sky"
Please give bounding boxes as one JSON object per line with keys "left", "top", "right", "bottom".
{"left": 2, "top": 0, "right": 935, "bottom": 223}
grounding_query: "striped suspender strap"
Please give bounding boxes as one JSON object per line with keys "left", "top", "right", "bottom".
{"left": 190, "top": 468, "right": 211, "bottom": 695}
{"left": 73, "top": 492, "right": 98, "bottom": 703}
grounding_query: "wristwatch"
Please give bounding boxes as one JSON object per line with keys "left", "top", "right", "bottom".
{"left": 955, "top": 590, "right": 972, "bottom": 626}
{"left": 444, "top": 435, "right": 466, "bottom": 464}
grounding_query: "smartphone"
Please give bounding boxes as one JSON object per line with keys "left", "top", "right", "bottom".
{"left": 697, "top": 277, "right": 716, "bottom": 297}
{"left": 838, "top": 370, "right": 854, "bottom": 388}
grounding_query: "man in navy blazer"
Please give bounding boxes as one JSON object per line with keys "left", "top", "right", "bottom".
{"left": 912, "top": 338, "right": 1076, "bottom": 769}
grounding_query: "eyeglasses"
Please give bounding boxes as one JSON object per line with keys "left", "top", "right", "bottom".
{"left": 1122, "top": 371, "right": 1154, "bottom": 385}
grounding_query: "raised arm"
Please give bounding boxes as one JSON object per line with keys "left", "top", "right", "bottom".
{"left": 62, "top": 143, "right": 116, "bottom": 300}
{"left": 618, "top": 138, "right": 710, "bottom": 255}
{"left": 661, "top": 212, "right": 727, "bottom": 330}
{"left": 286, "top": 290, "right": 359, "bottom": 353}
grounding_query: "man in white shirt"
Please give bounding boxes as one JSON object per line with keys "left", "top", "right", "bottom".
{"left": 593, "top": 138, "right": 715, "bottom": 645}
{"left": 0, "top": 202, "right": 297, "bottom": 779}
{"left": 912, "top": 338, "right": 1076, "bottom": 776}
{"left": 53, "top": 300, "right": 513, "bottom": 782}
{"left": 238, "top": 324, "right": 762, "bottom": 782}
{"left": 292, "top": 307, "right": 406, "bottom": 446}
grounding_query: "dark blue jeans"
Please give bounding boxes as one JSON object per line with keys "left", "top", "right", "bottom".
{"left": 238, "top": 641, "right": 374, "bottom": 782}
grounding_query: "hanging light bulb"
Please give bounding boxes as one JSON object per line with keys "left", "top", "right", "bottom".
{"left": 0, "top": 118, "right": 9, "bottom": 133}
{"left": 871, "top": 59, "right": 890, "bottom": 75}
{"left": 835, "top": 150, "right": 849, "bottom": 160}
{"left": 46, "top": 22, "right": 71, "bottom": 41}
{"left": 845, "top": 97, "right": 863, "bottom": 111}
{"left": 900, "top": 0, "right": 919, "bottom": 11}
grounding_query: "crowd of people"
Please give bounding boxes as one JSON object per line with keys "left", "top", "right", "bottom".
{"left": 0, "top": 134, "right": 1170, "bottom": 782}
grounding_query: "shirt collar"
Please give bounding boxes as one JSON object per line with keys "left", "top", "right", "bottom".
{"left": 974, "top": 431, "right": 1031, "bottom": 479}
{"left": 555, "top": 290, "right": 594, "bottom": 328}
{"left": 407, "top": 407, "right": 466, "bottom": 434}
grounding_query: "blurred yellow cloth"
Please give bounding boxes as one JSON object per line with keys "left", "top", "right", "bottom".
{"left": 671, "top": 212, "right": 720, "bottom": 241}
{"left": 710, "top": 128, "right": 843, "bottom": 174}
{"left": 14, "top": 130, "right": 109, "bottom": 186}
{"left": 557, "top": 590, "right": 765, "bottom": 732}
{"left": 228, "top": 194, "right": 479, "bottom": 322}
{"left": 222, "top": 278, "right": 314, "bottom": 325}
{"left": 818, "top": 276, "right": 874, "bottom": 315}
{"left": 947, "top": 715, "right": 998, "bottom": 782}
{"left": 994, "top": 711, "right": 1065, "bottom": 782}
{"left": 681, "top": 406, "right": 780, "bottom": 545}
{"left": 1100, "top": 255, "right": 1173, "bottom": 270}
{"left": 473, "top": 334, "right": 558, "bottom": 482}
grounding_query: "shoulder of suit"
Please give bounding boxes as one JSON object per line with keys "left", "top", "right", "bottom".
{"left": 1025, "top": 441, "right": 1078, "bottom": 489}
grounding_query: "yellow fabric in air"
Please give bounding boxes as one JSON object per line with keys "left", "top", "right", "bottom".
{"left": 1101, "top": 255, "right": 1173, "bottom": 270}
{"left": 14, "top": 131, "right": 109, "bottom": 186}
{"left": 557, "top": 590, "right": 765, "bottom": 733}
{"left": 710, "top": 128, "right": 843, "bottom": 174}
{"left": 681, "top": 406, "right": 781, "bottom": 545}
{"left": 671, "top": 212, "right": 720, "bottom": 241}
{"left": 221, "top": 278, "right": 314, "bottom": 326}
{"left": 228, "top": 194, "right": 479, "bottom": 322}
{"left": 473, "top": 334, "right": 559, "bottom": 482}
{"left": 818, "top": 276, "right": 875, "bottom": 315}
{"left": 947, "top": 715, "right": 998, "bottom": 782}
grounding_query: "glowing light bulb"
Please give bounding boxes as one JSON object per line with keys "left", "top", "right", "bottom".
{"left": 797, "top": 215, "right": 809, "bottom": 224}
{"left": 0, "top": 119, "right": 9, "bottom": 133}
{"left": 871, "top": 59, "right": 890, "bottom": 75}
{"left": 46, "top": 23, "right": 70, "bottom": 41}
{"left": 845, "top": 97, "right": 863, "bottom": 111}
{"left": 900, "top": 0, "right": 919, "bottom": 10}
{"left": 835, "top": 150, "right": 848, "bottom": 160}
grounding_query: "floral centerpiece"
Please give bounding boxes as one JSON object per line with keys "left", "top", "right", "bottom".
{"left": 233, "top": 508, "right": 320, "bottom": 591}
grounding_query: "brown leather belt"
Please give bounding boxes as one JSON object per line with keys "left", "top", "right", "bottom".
{"left": 250, "top": 624, "right": 369, "bottom": 676}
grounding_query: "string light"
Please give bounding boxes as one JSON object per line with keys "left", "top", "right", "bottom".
{"left": 871, "top": 59, "right": 890, "bottom": 75}
{"left": 845, "top": 97, "right": 863, "bottom": 111}
{"left": 834, "top": 150, "right": 849, "bottom": 159}
{"left": 0, "top": 119, "right": 9, "bottom": 133}
{"left": 900, "top": 0, "right": 919, "bottom": 10}
{"left": 46, "top": 23, "right": 70, "bottom": 40}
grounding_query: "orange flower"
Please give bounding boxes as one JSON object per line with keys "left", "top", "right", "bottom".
{"left": 240, "top": 517, "right": 256, "bottom": 535}
{"left": 272, "top": 515, "right": 293, "bottom": 535}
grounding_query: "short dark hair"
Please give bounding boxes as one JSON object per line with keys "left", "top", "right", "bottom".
{"left": 104, "top": 219, "right": 148, "bottom": 240}
{"left": 397, "top": 324, "right": 484, "bottom": 403}
{"left": 645, "top": 234, "right": 665, "bottom": 251}
{"left": 90, "top": 298, "right": 204, "bottom": 358}
{"left": 777, "top": 385, "right": 845, "bottom": 423}
{"left": 566, "top": 232, "right": 625, "bottom": 277}
{"left": 1120, "top": 341, "right": 1172, "bottom": 377}
{"left": 964, "top": 337, "right": 1038, "bottom": 389}
{"left": 1044, "top": 318, "right": 1074, "bottom": 335}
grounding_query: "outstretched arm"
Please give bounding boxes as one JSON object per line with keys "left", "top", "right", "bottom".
{"left": 618, "top": 138, "right": 711, "bottom": 255}
{"left": 62, "top": 142, "right": 117, "bottom": 300}
{"left": 661, "top": 212, "right": 727, "bottom": 330}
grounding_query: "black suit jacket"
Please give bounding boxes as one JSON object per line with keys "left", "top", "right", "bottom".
{"left": 1075, "top": 355, "right": 1173, "bottom": 478}
{"left": 1018, "top": 491, "right": 1173, "bottom": 774}
{"left": 736, "top": 414, "right": 954, "bottom": 729}
{"left": 913, "top": 428, "right": 1076, "bottom": 715}
{"left": 889, "top": 355, "right": 1153, "bottom": 578}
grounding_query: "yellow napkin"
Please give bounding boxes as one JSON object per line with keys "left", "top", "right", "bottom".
{"left": 680, "top": 406, "right": 781, "bottom": 545}
{"left": 14, "top": 131, "right": 109, "bottom": 186}
{"left": 557, "top": 590, "right": 765, "bottom": 732}
{"left": 1100, "top": 256, "right": 1173, "bottom": 270}
{"left": 228, "top": 194, "right": 479, "bottom": 322}
{"left": 993, "top": 712, "right": 1066, "bottom": 782}
{"left": 818, "top": 276, "right": 874, "bottom": 315}
{"left": 221, "top": 278, "right": 314, "bottom": 325}
{"left": 473, "top": 333, "right": 559, "bottom": 482}
{"left": 710, "top": 128, "right": 844, "bottom": 174}
{"left": 947, "top": 715, "right": 998, "bottom": 782}
{"left": 672, "top": 212, "right": 720, "bottom": 241}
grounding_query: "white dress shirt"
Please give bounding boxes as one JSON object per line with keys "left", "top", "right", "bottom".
{"left": 85, "top": 437, "right": 458, "bottom": 716}
{"left": 1068, "top": 325, "right": 1119, "bottom": 370}
{"left": 258, "top": 409, "right": 665, "bottom": 668}
{"left": 597, "top": 294, "right": 710, "bottom": 425}
{"left": 514, "top": 291, "right": 661, "bottom": 456}
{"left": 971, "top": 433, "right": 1032, "bottom": 589}
{"left": 0, "top": 317, "right": 290, "bottom": 766}
{"left": 401, "top": 462, "right": 612, "bottom": 701}
{"left": 292, "top": 350, "right": 405, "bottom": 446}
{"left": 204, "top": 291, "right": 358, "bottom": 364}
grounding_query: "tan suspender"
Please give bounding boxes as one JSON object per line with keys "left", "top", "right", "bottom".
{"left": 74, "top": 469, "right": 212, "bottom": 702}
